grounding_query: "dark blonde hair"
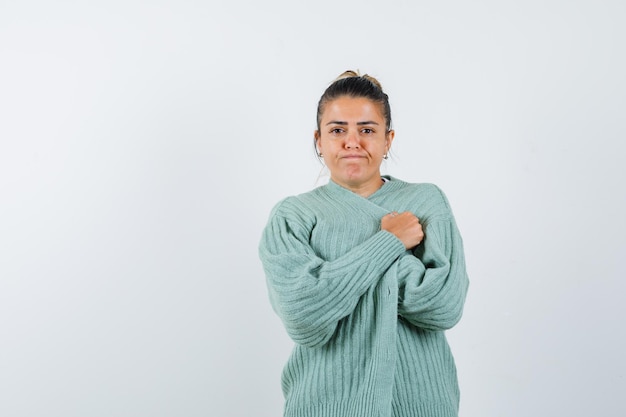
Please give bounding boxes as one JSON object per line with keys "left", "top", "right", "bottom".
{"left": 316, "top": 70, "right": 392, "bottom": 132}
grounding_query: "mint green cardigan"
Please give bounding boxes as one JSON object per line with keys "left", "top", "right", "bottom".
{"left": 259, "top": 176, "right": 469, "bottom": 417}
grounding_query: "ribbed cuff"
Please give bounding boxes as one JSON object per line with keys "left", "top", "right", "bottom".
{"left": 285, "top": 397, "right": 391, "bottom": 417}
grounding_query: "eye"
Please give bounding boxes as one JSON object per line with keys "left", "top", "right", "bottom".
{"left": 361, "top": 128, "right": 374, "bottom": 134}
{"left": 329, "top": 127, "right": 345, "bottom": 135}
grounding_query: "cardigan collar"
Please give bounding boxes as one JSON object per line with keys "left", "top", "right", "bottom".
{"left": 324, "top": 175, "right": 405, "bottom": 201}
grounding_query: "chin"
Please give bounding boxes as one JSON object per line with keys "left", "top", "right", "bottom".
{"left": 341, "top": 175, "right": 370, "bottom": 187}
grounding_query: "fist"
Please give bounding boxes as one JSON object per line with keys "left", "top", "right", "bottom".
{"left": 381, "top": 211, "right": 424, "bottom": 250}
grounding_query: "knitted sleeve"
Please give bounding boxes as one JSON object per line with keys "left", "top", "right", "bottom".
{"left": 396, "top": 191, "right": 469, "bottom": 331}
{"left": 259, "top": 199, "right": 406, "bottom": 348}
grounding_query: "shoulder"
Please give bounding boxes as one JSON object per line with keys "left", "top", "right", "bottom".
{"left": 267, "top": 186, "right": 327, "bottom": 226}
{"left": 409, "top": 182, "right": 450, "bottom": 208}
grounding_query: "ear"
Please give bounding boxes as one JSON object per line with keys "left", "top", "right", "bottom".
{"left": 314, "top": 130, "right": 321, "bottom": 152}
{"left": 385, "top": 130, "right": 395, "bottom": 153}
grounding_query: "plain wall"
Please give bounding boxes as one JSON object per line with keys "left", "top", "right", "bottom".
{"left": 1, "top": 1, "right": 624, "bottom": 416}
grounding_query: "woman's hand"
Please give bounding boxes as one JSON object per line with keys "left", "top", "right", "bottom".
{"left": 381, "top": 211, "right": 424, "bottom": 250}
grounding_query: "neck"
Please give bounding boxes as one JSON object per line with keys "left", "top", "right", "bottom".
{"left": 332, "top": 176, "right": 385, "bottom": 197}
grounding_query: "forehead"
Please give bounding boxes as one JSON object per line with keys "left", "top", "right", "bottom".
{"left": 321, "top": 96, "right": 385, "bottom": 122}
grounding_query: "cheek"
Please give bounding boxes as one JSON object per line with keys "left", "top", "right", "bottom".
{"left": 369, "top": 142, "right": 387, "bottom": 156}
{"left": 320, "top": 140, "right": 338, "bottom": 153}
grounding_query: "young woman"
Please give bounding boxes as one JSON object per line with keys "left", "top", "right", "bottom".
{"left": 259, "top": 71, "right": 469, "bottom": 417}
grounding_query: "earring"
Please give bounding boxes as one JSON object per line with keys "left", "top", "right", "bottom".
{"left": 318, "top": 152, "right": 323, "bottom": 157}
{"left": 383, "top": 154, "right": 388, "bottom": 160}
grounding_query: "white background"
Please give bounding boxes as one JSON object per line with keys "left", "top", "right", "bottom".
{"left": 1, "top": 1, "right": 624, "bottom": 416}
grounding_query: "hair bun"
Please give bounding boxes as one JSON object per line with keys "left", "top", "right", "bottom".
{"left": 334, "top": 70, "right": 384, "bottom": 91}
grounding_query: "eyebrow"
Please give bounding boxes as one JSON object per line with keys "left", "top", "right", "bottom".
{"left": 325, "top": 120, "right": 380, "bottom": 126}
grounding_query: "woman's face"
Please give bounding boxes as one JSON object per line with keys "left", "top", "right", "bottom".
{"left": 315, "top": 96, "right": 394, "bottom": 196}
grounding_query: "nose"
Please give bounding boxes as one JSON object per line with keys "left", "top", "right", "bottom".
{"left": 344, "top": 131, "right": 360, "bottom": 149}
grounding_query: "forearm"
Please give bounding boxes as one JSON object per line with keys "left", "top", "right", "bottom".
{"left": 260, "top": 222, "right": 405, "bottom": 347}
